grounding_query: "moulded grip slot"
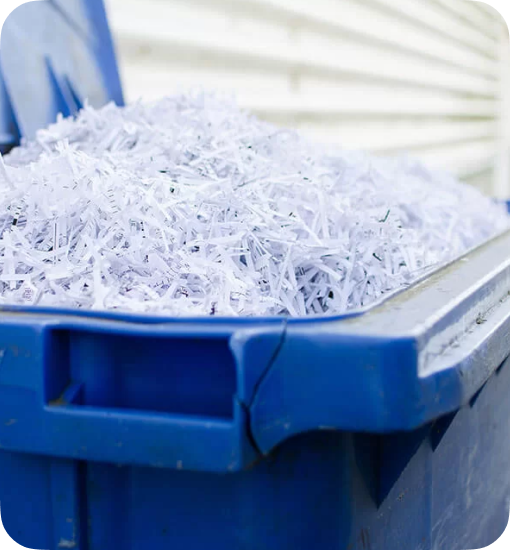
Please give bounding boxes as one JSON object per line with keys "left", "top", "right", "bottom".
{"left": 0, "top": 322, "right": 296, "bottom": 472}
{"left": 45, "top": 329, "right": 239, "bottom": 420}
{"left": 40, "top": 327, "right": 259, "bottom": 472}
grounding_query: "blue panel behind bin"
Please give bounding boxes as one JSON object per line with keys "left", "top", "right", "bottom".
{"left": 0, "top": 0, "right": 123, "bottom": 146}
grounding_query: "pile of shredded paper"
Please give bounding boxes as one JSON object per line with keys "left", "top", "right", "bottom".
{"left": 0, "top": 92, "right": 508, "bottom": 316}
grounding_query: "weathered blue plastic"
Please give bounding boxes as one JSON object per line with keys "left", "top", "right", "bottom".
{"left": 1, "top": 360, "right": 510, "bottom": 550}
{"left": 1, "top": 1, "right": 510, "bottom": 548}
{"left": 0, "top": 0, "right": 123, "bottom": 149}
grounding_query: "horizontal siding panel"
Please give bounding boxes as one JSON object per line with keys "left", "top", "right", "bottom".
{"left": 294, "top": 121, "right": 497, "bottom": 152}
{"left": 164, "top": 0, "right": 498, "bottom": 58}
{"left": 297, "top": 77, "right": 498, "bottom": 117}
{"left": 109, "top": 0, "right": 500, "bottom": 79}
{"left": 365, "top": 0, "right": 498, "bottom": 57}
{"left": 120, "top": 66, "right": 293, "bottom": 102}
{"left": 431, "top": 0, "right": 500, "bottom": 34}
{"left": 413, "top": 140, "right": 496, "bottom": 177}
{"left": 120, "top": 63, "right": 498, "bottom": 118}
{"left": 299, "top": 31, "right": 497, "bottom": 95}
{"left": 114, "top": 29, "right": 498, "bottom": 97}
{"left": 208, "top": 0, "right": 498, "bottom": 77}
{"left": 463, "top": 167, "right": 494, "bottom": 194}
{"left": 250, "top": 95, "right": 497, "bottom": 119}
{"left": 476, "top": 0, "right": 508, "bottom": 28}
{"left": 105, "top": 0, "right": 507, "bottom": 193}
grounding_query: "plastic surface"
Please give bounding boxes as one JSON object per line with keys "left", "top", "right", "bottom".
{"left": 0, "top": 0, "right": 123, "bottom": 148}
{"left": 1, "top": 353, "right": 510, "bottom": 550}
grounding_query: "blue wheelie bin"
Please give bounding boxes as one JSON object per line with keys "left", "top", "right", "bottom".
{"left": 0, "top": 2, "right": 509, "bottom": 549}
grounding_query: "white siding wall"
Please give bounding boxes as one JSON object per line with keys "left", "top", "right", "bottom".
{"left": 105, "top": 0, "right": 510, "bottom": 195}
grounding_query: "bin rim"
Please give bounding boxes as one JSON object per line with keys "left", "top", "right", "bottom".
{"left": 0, "top": 226, "right": 509, "bottom": 460}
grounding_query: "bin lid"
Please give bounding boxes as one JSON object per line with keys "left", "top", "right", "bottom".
{"left": 0, "top": 0, "right": 123, "bottom": 150}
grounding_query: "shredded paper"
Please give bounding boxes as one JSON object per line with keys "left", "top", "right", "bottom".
{"left": 0, "top": 92, "right": 508, "bottom": 316}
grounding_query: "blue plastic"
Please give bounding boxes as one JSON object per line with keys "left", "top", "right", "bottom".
{"left": 1, "top": 351, "right": 509, "bottom": 549}
{"left": 0, "top": 0, "right": 123, "bottom": 147}
{"left": 1, "top": 1, "right": 510, "bottom": 548}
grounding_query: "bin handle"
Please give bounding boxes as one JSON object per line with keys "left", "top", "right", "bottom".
{"left": 42, "top": 398, "right": 256, "bottom": 472}
{"left": 0, "top": 321, "right": 288, "bottom": 472}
